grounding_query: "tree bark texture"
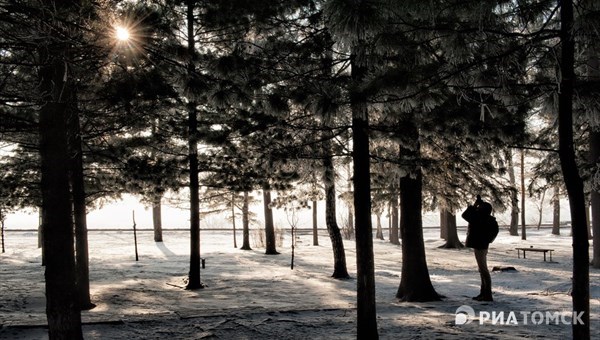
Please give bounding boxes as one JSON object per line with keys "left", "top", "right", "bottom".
{"left": 591, "top": 130, "right": 600, "bottom": 267}
{"left": 322, "top": 127, "right": 349, "bottom": 278}
{"left": 396, "top": 119, "right": 441, "bottom": 302}
{"left": 390, "top": 195, "right": 400, "bottom": 245}
{"left": 520, "top": 149, "right": 527, "bottom": 240}
{"left": 375, "top": 213, "right": 384, "bottom": 240}
{"left": 505, "top": 149, "right": 519, "bottom": 236}
{"left": 440, "top": 209, "right": 448, "bottom": 240}
{"left": 152, "top": 198, "right": 163, "bottom": 242}
{"left": 559, "top": 1, "right": 590, "bottom": 337}
{"left": 186, "top": 0, "right": 203, "bottom": 290}
{"left": 587, "top": 34, "right": 600, "bottom": 266}
{"left": 262, "top": 186, "right": 279, "bottom": 255}
{"left": 351, "top": 45, "right": 378, "bottom": 339}
{"left": 312, "top": 200, "right": 319, "bottom": 246}
{"left": 439, "top": 209, "right": 463, "bottom": 249}
{"left": 67, "top": 95, "right": 94, "bottom": 310}
{"left": 552, "top": 187, "right": 561, "bottom": 235}
{"left": 241, "top": 191, "right": 252, "bottom": 250}
{"left": 232, "top": 194, "right": 238, "bottom": 248}
{"left": 38, "top": 10, "right": 83, "bottom": 336}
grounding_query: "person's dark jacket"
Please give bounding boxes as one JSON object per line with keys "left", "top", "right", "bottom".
{"left": 462, "top": 205, "right": 494, "bottom": 250}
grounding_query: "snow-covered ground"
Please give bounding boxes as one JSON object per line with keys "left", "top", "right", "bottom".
{"left": 0, "top": 227, "right": 598, "bottom": 339}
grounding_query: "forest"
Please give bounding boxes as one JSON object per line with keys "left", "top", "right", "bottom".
{"left": 0, "top": 0, "right": 599, "bottom": 339}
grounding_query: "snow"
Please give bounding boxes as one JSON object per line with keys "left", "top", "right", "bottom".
{"left": 0, "top": 227, "right": 598, "bottom": 339}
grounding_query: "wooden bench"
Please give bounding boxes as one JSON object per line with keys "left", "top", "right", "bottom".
{"left": 515, "top": 247, "right": 554, "bottom": 262}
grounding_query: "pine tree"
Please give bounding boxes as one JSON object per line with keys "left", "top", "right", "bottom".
{"left": 37, "top": 1, "right": 84, "bottom": 337}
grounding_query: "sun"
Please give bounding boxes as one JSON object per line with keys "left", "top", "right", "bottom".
{"left": 115, "top": 26, "right": 130, "bottom": 41}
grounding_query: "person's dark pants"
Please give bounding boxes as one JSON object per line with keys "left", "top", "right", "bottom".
{"left": 474, "top": 248, "right": 492, "bottom": 299}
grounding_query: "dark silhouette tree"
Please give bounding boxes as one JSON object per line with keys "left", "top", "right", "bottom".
{"left": 37, "top": 1, "right": 84, "bottom": 337}
{"left": 558, "top": 1, "right": 590, "bottom": 337}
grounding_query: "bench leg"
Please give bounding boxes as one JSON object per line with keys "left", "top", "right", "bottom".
{"left": 543, "top": 252, "right": 546, "bottom": 262}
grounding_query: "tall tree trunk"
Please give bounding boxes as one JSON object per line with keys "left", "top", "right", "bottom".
{"left": 439, "top": 209, "right": 448, "bottom": 240}
{"left": 396, "top": 119, "right": 441, "bottom": 302}
{"left": 186, "top": 0, "right": 203, "bottom": 290}
{"left": 559, "top": 2, "right": 590, "bottom": 337}
{"left": 232, "top": 194, "right": 238, "bottom": 248}
{"left": 350, "top": 45, "right": 378, "bottom": 339}
{"left": 322, "top": 131, "right": 350, "bottom": 278}
{"left": 390, "top": 195, "right": 400, "bottom": 245}
{"left": 1, "top": 209, "right": 5, "bottom": 253}
{"left": 439, "top": 209, "right": 463, "bottom": 249}
{"left": 388, "top": 204, "right": 392, "bottom": 239}
{"left": 537, "top": 190, "right": 546, "bottom": 230}
{"left": 312, "top": 200, "right": 319, "bottom": 246}
{"left": 520, "top": 149, "right": 527, "bottom": 240}
{"left": 347, "top": 159, "right": 354, "bottom": 239}
{"left": 587, "top": 37, "right": 600, "bottom": 266}
{"left": 591, "top": 131, "right": 600, "bottom": 267}
{"left": 38, "top": 15, "right": 83, "bottom": 337}
{"left": 67, "top": 94, "right": 94, "bottom": 310}
{"left": 552, "top": 187, "right": 561, "bottom": 235}
{"left": 38, "top": 207, "right": 45, "bottom": 266}
{"left": 152, "top": 197, "right": 163, "bottom": 242}
{"left": 262, "top": 185, "right": 279, "bottom": 255}
{"left": 505, "top": 149, "right": 519, "bottom": 236}
{"left": 586, "top": 205, "right": 592, "bottom": 239}
{"left": 240, "top": 191, "right": 252, "bottom": 250}
{"left": 375, "top": 213, "right": 384, "bottom": 240}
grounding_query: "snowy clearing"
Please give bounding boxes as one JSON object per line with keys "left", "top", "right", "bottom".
{"left": 0, "top": 227, "right": 598, "bottom": 339}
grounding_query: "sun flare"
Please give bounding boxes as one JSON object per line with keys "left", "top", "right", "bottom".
{"left": 115, "top": 26, "right": 130, "bottom": 41}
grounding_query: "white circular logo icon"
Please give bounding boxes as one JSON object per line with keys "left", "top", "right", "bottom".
{"left": 455, "top": 305, "right": 475, "bottom": 325}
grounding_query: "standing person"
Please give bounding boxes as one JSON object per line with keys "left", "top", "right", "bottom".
{"left": 462, "top": 195, "right": 496, "bottom": 301}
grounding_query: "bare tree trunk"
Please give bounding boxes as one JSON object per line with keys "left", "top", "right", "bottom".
{"left": 67, "top": 93, "right": 94, "bottom": 311}
{"left": 388, "top": 204, "right": 392, "bottom": 239}
{"left": 351, "top": 44, "right": 378, "bottom": 339}
{"left": 152, "top": 197, "right": 163, "bottom": 242}
{"left": 396, "top": 118, "right": 440, "bottom": 303}
{"left": 440, "top": 209, "right": 447, "bottom": 240}
{"left": 38, "top": 208, "right": 45, "bottom": 266}
{"left": 586, "top": 204, "right": 592, "bottom": 239}
{"left": 1, "top": 209, "right": 5, "bottom": 253}
{"left": 322, "top": 133, "right": 350, "bottom": 278}
{"left": 559, "top": 2, "right": 590, "bottom": 336}
{"left": 521, "top": 149, "right": 527, "bottom": 240}
{"left": 552, "top": 187, "right": 561, "bottom": 235}
{"left": 439, "top": 209, "right": 463, "bottom": 249}
{"left": 390, "top": 196, "right": 400, "bottom": 245}
{"left": 591, "top": 130, "right": 600, "bottom": 267}
{"left": 38, "top": 15, "right": 83, "bottom": 336}
{"left": 240, "top": 191, "right": 252, "bottom": 250}
{"left": 506, "top": 149, "right": 519, "bottom": 236}
{"left": 375, "top": 213, "right": 384, "bottom": 240}
{"left": 232, "top": 194, "right": 238, "bottom": 248}
{"left": 186, "top": 0, "right": 203, "bottom": 290}
{"left": 312, "top": 200, "right": 319, "bottom": 246}
{"left": 537, "top": 190, "right": 546, "bottom": 230}
{"left": 262, "top": 185, "right": 279, "bottom": 255}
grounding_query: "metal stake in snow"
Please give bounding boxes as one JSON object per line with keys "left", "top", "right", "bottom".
{"left": 132, "top": 210, "right": 139, "bottom": 261}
